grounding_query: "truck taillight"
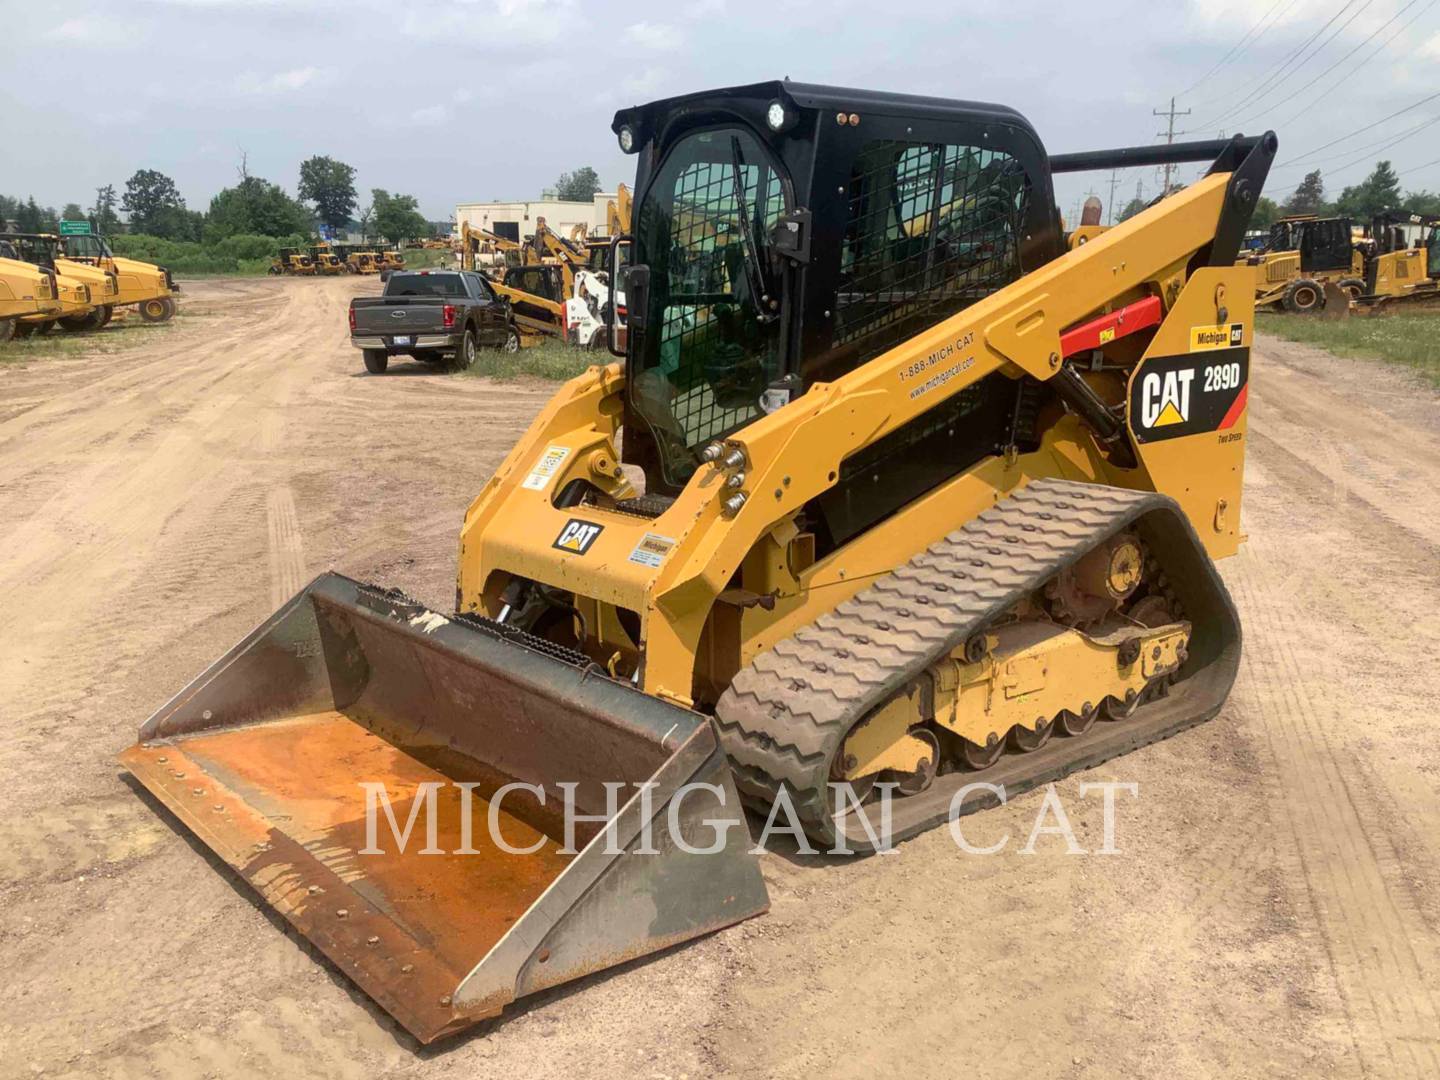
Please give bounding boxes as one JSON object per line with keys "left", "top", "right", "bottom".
{"left": 443, "top": 304, "right": 456, "bottom": 328}
{"left": 348, "top": 305, "right": 356, "bottom": 331}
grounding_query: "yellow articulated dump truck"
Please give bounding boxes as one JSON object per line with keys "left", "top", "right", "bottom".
{"left": 123, "top": 81, "right": 1269, "bottom": 1042}
{"left": 0, "top": 239, "right": 62, "bottom": 342}
{"left": 60, "top": 230, "right": 179, "bottom": 323}
{"left": 5, "top": 233, "right": 112, "bottom": 334}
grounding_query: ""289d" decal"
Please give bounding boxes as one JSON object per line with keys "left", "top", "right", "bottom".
{"left": 1130, "top": 347, "right": 1249, "bottom": 444}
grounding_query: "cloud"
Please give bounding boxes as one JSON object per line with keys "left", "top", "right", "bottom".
{"left": 624, "top": 21, "right": 682, "bottom": 50}
{"left": 234, "top": 66, "right": 335, "bottom": 95}
{"left": 410, "top": 105, "right": 448, "bottom": 126}
{"left": 399, "top": 0, "right": 575, "bottom": 47}
{"left": 44, "top": 16, "right": 140, "bottom": 46}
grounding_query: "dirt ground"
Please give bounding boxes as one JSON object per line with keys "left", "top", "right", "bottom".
{"left": 2, "top": 276, "right": 1439, "bottom": 1079}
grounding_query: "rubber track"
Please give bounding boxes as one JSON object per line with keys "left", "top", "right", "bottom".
{"left": 714, "top": 478, "right": 1241, "bottom": 851}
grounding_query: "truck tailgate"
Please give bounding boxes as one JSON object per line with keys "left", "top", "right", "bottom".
{"left": 352, "top": 297, "right": 448, "bottom": 336}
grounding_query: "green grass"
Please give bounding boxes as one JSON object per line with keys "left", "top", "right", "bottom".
{"left": 457, "top": 338, "right": 599, "bottom": 381}
{"left": 1257, "top": 310, "right": 1440, "bottom": 387}
{"left": 1, "top": 304, "right": 193, "bottom": 365}
{"left": 393, "top": 247, "right": 451, "bottom": 270}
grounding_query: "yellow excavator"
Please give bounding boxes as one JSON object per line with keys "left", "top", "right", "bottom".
{"left": 60, "top": 231, "right": 179, "bottom": 323}
{"left": 124, "top": 81, "right": 1267, "bottom": 1043}
{"left": 0, "top": 240, "right": 62, "bottom": 342}
{"left": 459, "top": 221, "right": 568, "bottom": 342}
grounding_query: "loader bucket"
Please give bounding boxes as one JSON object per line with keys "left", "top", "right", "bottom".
{"left": 121, "top": 573, "right": 768, "bottom": 1044}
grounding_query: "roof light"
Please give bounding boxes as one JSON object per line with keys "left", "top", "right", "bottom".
{"left": 766, "top": 100, "right": 796, "bottom": 133}
{"left": 618, "top": 125, "right": 637, "bottom": 154}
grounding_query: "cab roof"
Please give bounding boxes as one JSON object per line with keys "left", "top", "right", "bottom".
{"left": 612, "top": 79, "right": 1036, "bottom": 139}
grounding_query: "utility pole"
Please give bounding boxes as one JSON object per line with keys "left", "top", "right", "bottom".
{"left": 1106, "top": 167, "right": 1121, "bottom": 225}
{"left": 1154, "top": 96, "right": 1191, "bottom": 196}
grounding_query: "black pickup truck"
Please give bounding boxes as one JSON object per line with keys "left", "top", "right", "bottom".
{"left": 349, "top": 269, "right": 520, "bottom": 374}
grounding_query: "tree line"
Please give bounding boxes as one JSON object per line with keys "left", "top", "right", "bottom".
{"left": 1116, "top": 160, "right": 1440, "bottom": 230}
{"left": 1, "top": 155, "right": 432, "bottom": 245}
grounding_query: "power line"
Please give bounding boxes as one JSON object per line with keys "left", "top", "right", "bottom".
{"left": 1175, "top": 0, "right": 1290, "bottom": 100}
{"left": 1195, "top": 0, "right": 1367, "bottom": 132}
{"left": 1275, "top": 111, "right": 1440, "bottom": 170}
{"left": 1285, "top": 88, "right": 1440, "bottom": 164}
{"left": 1188, "top": 0, "right": 1308, "bottom": 108}
{"left": 1232, "top": 0, "right": 1394, "bottom": 127}
{"left": 1281, "top": 0, "right": 1440, "bottom": 125}
{"left": 1266, "top": 145, "right": 1440, "bottom": 200}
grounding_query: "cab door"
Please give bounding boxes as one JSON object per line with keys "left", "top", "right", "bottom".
{"left": 468, "top": 272, "right": 502, "bottom": 344}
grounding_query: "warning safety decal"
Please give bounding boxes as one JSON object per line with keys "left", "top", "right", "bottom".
{"left": 1130, "top": 346, "right": 1249, "bottom": 444}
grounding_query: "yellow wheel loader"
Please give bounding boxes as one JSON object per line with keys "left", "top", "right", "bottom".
{"left": 5, "top": 234, "right": 114, "bottom": 332}
{"left": 309, "top": 244, "right": 348, "bottom": 275}
{"left": 60, "top": 231, "right": 180, "bottom": 323}
{"left": 123, "top": 81, "right": 1270, "bottom": 1044}
{"left": 270, "top": 248, "right": 319, "bottom": 276}
{"left": 0, "top": 241, "right": 62, "bottom": 342}
{"left": 1245, "top": 215, "right": 1366, "bottom": 313}
{"left": 345, "top": 250, "right": 379, "bottom": 275}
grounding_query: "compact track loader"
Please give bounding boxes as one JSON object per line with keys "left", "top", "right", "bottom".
{"left": 124, "top": 81, "right": 1269, "bottom": 1043}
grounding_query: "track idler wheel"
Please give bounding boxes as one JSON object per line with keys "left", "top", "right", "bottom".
{"left": 895, "top": 729, "right": 940, "bottom": 794}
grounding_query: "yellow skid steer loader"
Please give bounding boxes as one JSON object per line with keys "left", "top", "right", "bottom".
{"left": 124, "top": 81, "right": 1270, "bottom": 1043}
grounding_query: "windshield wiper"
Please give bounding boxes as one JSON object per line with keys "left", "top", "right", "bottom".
{"left": 729, "top": 137, "right": 779, "bottom": 322}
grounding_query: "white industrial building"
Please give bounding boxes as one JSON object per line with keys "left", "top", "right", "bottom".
{"left": 454, "top": 191, "right": 616, "bottom": 243}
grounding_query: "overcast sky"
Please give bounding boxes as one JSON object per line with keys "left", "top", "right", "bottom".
{"left": 3, "top": 0, "right": 1439, "bottom": 223}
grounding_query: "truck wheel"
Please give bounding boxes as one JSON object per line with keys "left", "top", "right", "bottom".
{"left": 139, "top": 297, "right": 173, "bottom": 323}
{"left": 1282, "top": 279, "right": 1325, "bottom": 314}
{"left": 268, "top": 266, "right": 282, "bottom": 276}
{"left": 1337, "top": 278, "right": 1365, "bottom": 302}
{"left": 454, "top": 329, "right": 478, "bottom": 371}
{"left": 363, "top": 349, "right": 389, "bottom": 374}
{"left": 501, "top": 325, "right": 521, "bottom": 353}
{"left": 0, "top": 317, "right": 14, "bottom": 344}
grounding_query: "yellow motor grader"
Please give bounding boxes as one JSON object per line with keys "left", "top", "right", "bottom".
{"left": 124, "top": 81, "right": 1268, "bottom": 1043}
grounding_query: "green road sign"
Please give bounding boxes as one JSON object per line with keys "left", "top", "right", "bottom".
{"left": 59, "top": 220, "right": 91, "bottom": 236}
